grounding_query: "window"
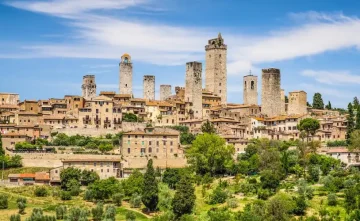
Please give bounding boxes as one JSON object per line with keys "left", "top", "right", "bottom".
{"left": 170, "top": 141, "right": 173, "bottom": 146}
{"left": 156, "top": 148, "right": 159, "bottom": 153}
{"left": 149, "top": 147, "right": 152, "bottom": 153}
{"left": 156, "top": 141, "right": 159, "bottom": 146}
{"left": 149, "top": 141, "right": 152, "bottom": 145}
{"left": 106, "top": 108, "right": 108, "bottom": 112}
{"left": 127, "top": 140, "right": 130, "bottom": 145}
{"left": 142, "top": 141, "right": 144, "bottom": 145}
{"left": 100, "top": 163, "right": 103, "bottom": 167}
{"left": 94, "top": 163, "right": 97, "bottom": 167}
{"left": 251, "top": 81, "right": 255, "bottom": 89}
{"left": 101, "top": 169, "right": 103, "bottom": 173}
{"left": 107, "top": 169, "right": 109, "bottom": 172}
{"left": 128, "top": 135, "right": 130, "bottom": 138}
{"left": 170, "top": 148, "right": 173, "bottom": 153}
{"left": 128, "top": 148, "right": 130, "bottom": 154}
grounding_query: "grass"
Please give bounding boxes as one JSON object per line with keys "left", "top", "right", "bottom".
{"left": 1, "top": 167, "right": 51, "bottom": 179}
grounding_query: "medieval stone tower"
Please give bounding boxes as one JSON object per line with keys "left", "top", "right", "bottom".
{"left": 160, "top": 85, "right": 172, "bottom": 101}
{"left": 143, "top": 75, "right": 155, "bottom": 100}
{"left": 185, "top": 62, "right": 202, "bottom": 119}
{"left": 288, "top": 91, "right": 307, "bottom": 115}
{"left": 281, "top": 89, "right": 286, "bottom": 115}
{"left": 261, "top": 68, "right": 282, "bottom": 117}
{"left": 205, "top": 33, "right": 227, "bottom": 105}
{"left": 243, "top": 74, "right": 258, "bottom": 105}
{"left": 119, "top": 53, "right": 133, "bottom": 95}
{"left": 82, "top": 75, "right": 96, "bottom": 100}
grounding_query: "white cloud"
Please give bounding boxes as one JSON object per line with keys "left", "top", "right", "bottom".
{"left": 301, "top": 69, "right": 360, "bottom": 85}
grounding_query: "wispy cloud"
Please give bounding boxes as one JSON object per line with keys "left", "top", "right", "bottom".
{"left": 301, "top": 69, "right": 360, "bottom": 85}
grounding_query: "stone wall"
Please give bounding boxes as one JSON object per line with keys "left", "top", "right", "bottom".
{"left": 143, "top": 75, "right": 155, "bottom": 100}
{"left": 0, "top": 93, "right": 19, "bottom": 105}
{"left": 281, "top": 89, "right": 286, "bottom": 115}
{"left": 185, "top": 62, "right": 203, "bottom": 119}
{"left": 243, "top": 75, "right": 258, "bottom": 105}
{"left": 205, "top": 34, "right": 227, "bottom": 104}
{"left": 288, "top": 91, "right": 307, "bottom": 115}
{"left": 160, "top": 85, "right": 171, "bottom": 101}
{"left": 261, "top": 68, "right": 282, "bottom": 117}
{"left": 81, "top": 75, "right": 96, "bottom": 100}
{"left": 119, "top": 54, "right": 133, "bottom": 95}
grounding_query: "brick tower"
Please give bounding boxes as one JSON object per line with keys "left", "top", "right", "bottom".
{"left": 143, "top": 75, "right": 155, "bottom": 100}
{"left": 119, "top": 53, "right": 132, "bottom": 95}
{"left": 261, "top": 68, "right": 282, "bottom": 117}
{"left": 205, "top": 33, "right": 227, "bottom": 105}
{"left": 160, "top": 85, "right": 172, "bottom": 101}
{"left": 81, "top": 75, "right": 96, "bottom": 100}
{"left": 243, "top": 73, "right": 258, "bottom": 105}
{"left": 185, "top": 62, "right": 202, "bottom": 119}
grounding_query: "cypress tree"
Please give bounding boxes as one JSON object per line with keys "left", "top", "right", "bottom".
{"left": 346, "top": 102, "right": 355, "bottom": 144}
{"left": 142, "top": 159, "right": 158, "bottom": 211}
{"left": 356, "top": 106, "right": 360, "bottom": 130}
{"left": 325, "top": 101, "right": 332, "bottom": 110}
{"left": 0, "top": 132, "right": 4, "bottom": 155}
{"left": 172, "top": 177, "right": 196, "bottom": 218}
{"left": 354, "top": 96, "right": 359, "bottom": 109}
{"left": 312, "top": 93, "right": 324, "bottom": 109}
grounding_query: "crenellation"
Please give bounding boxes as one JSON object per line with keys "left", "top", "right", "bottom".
{"left": 261, "top": 68, "right": 281, "bottom": 117}
{"left": 243, "top": 75, "right": 258, "bottom": 105}
{"left": 81, "top": 75, "right": 96, "bottom": 100}
{"left": 143, "top": 75, "right": 155, "bottom": 100}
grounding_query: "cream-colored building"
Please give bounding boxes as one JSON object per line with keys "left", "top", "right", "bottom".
{"left": 0, "top": 93, "right": 19, "bottom": 105}
{"left": 62, "top": 159, "right": 121, "bottom": 179}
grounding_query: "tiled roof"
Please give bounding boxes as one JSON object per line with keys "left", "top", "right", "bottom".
{"left": 62, "top": 158, "right": 120, "bottom": 162}
{"left": 35, "top": 172, "right": 50, "bottom": 180}
{"left": 19, "top": 173, "right": 36, "bottom": 178}
{"left": 114, "top": 94, "right": 132, "bottom": 98}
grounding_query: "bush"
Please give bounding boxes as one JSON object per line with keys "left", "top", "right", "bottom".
{"left": 104, "top": 205, "right": 116, "bottom": 221}
{"left": 17, "top": 197, "right": 26, "bottom": 214}
{"left": 55, "top": 205, "right": 67, "bottom": 220}
{"left": 34, "top": 186, "right": 48, "bottom": 197}
{"left": 83, "top": 189, "right": 94, "bottom": 201}
{"left": 60, "top": 191, "right": 72, "bottom": 201}
{"left": 293, "top": 195, "right": 307, "bottom": 215}
{"left": 0, "top": 194, "right": 8, "bottom": 209}
{"left": 226, "top": 198, "right": 238, "bottom": 208}
{"left": 257, "top": 188, "right": 272, "bottom": 200}
{"left": 126, "top": 211, "right": 136, "bottom": 221}
{"left": 10, "top": 214, "right": 21, "bottom": 221}
{"left": 327, "top": 193, "right": 337, "bottom": 206}
{"left": 91, "top": 203, "right": 104, "bottom": 221}
{"left": 130, "top": 193, "right": 142, "bottom": 208}
{"left": 208, "top": 186, "right": 228, "bottom": 205}
{"left": 112, "top": 193, "right": 123, "bottom": 206}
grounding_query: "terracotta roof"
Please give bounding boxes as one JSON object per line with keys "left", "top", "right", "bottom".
{"left": 252, "top": 117, "right": 264, "bottom": 121}
{"left": 19, "top": 173, "right": 36, "bottom": 178}
{"left": 211, "top": 118, "right": 237, "bottom": 123}
{"left": 35, "top": 172, "right": 50, "bottom": 181}
{"left": 100, "top": 91, "right": 116, "bottom": 95}
{"left": 131, "top": 98, "right": 146, "bottom": 102}
{"left": 8, "top": 174, "right": 20, "bottom": 178}
{"left": 114, "top": 94, "right": 132, "bottom": 98}
{"left": 62, "top": 158, "right": 120, "bottom": 162}
{"left": 18, "top": 111, "right": 40, "bottom": 115}
{"left": 43, "top": 115, "right": 65, "bottom": 120}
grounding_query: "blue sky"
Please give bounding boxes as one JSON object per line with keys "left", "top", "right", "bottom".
{"left": 0, "top": 0, "right": 359, "bottom": 108}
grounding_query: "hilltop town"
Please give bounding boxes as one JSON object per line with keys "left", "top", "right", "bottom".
{"left": 0, "top": 33, "right": 351, "bottom": 180}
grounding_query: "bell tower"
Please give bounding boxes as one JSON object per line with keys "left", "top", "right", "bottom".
{"left": 119, "top": 53, "right": 133, "bottom": 95}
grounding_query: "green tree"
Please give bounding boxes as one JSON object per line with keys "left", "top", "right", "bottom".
{"left": 162, "top": 168, "right": 181, "bottom": 189}
{"left": 158, "top": 183, "right": 174, "bottom": 212}
{"left": 81, "top": 170, "right": 100, "bottom": 186}
{"left": 172, "top": 177, "right": 196, "bottom": 218}
{"left": 201, "top": 120, "right": 216, "bottom": 134}
{"left": 56, "top": 205, "right": 67, "bottom": 220}
{"left": 112, "top": 193, "right": 123, "bottom": 206}
{"left": 208, "top": 185, "right": 228, "bottom": 204}
{"left": 91, "top": 203, "right": 103, "bottom": 221}
{"left": 356, "top": 106, "right": 360, "bottom": 130}
{"left": 26, "top": 208, "right": 56, "bottom": 221}
{"left": 186, "top": 133, "right": 234, "bottom": 176}
{"left": 142, "top": 159, "right": 158, "bottom": 211}
{"left": 293, "top": 195, "right": 307, "bottom": 215}
{"left": 354, "top": 96, "right": 359, "bottom": 109}
{"left": 123, "top": 113, "right": 138, "bottom": 122}
{"left": 327, "top": 193, "right": 337, "bottom": 206}
{"left": 266, "top": 193, "right": 295, "bottom": 221}
{"left": 349, "top": 130, "right": 360, "bottom": 150}
{"left": 123, "top": 169, "right": 144, "bottom": 197}
{"left": 10, "top": 214, "right": 20, "bottom": 221}
{"left": 130, "top": 193, "right": 142, "bottom": 208}
{"left": 89, "top": 177, "right": 121, "bottom": 201}
{"left": 16, "top": 197, "right": 26, "bottom": 214}
{"left": 103, "top": 205, "right": 116, "bottom": 221}
{"left": 60, "top": 167, "right": 82, "bottom": 190}
{"left": 297, "top": 118, "right": 320, "bottom": 142}
{"left": 0, "top": 133, "right": 4, "bottom": 156}
{"left": 325, "top": 101, "right": 332, "bottom": 110}
{"left": 34, "top": 186, "right": 48, "bottom": 197}
{"left": 67, "top": 207, "right": 90, "bottom": 221}
{"left": 260, "top": 170, "right": 281, "bottom": 191}
{"left": 312, "top": 93, "right": 324, "bottom": 109}
{"left": 346, "top": 102, "right": 355, "bottom": 144}
{"left": 126, "top": 211, "right": 136, "bottom": 221}
{"left": 0, "top": 194, "right": 8, "bottom": 209}
{"left": 99, "top": 143, "right": 113, "bottom": 153}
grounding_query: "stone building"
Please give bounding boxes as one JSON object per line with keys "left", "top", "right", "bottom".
{"left": 143, "top": 75, "right": 155, "bottom": 100}
{"left": 261, "top": 68, "right": 282, "bottom": 117}
{"left": 288, "top": 91, "right": 307, "bottom": 115}
{"left": 185, "top": 62, "right": 203, "bottom": 119}
{"left": 160, "top": 85, "right": 172, "bottom": 101}
{"left": 243, "top": 74, "right": 258, "bottom": 105}
{"left": 19, "top": 100, "right": 39, "bottom": 113}
{"left": 81, "top": 75, "right": 96, "bottom": 100}
{"left": 281, "top": 89, "right": 286, "bottom": 115}
{"left": 0, "top": 93, "right": 19, "bottom": 105}
{"left": 205, "top": 33, "right": 227, "bottom": 104}
{"left": 119, "top": 53, "right": 133, "bottom": 95}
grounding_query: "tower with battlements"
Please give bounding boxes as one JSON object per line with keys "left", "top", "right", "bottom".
{"left": 288, "top": 91, "right": 307, "bottom": 115}
{"left": 119, "top": 53, "right": 133, "bottom": 95}
{"left": 160, "top": 85, "right": 171, "bottom": 101}
{"left": 205, "top": 33, "right": 227, "bottom": 105}
{"left": 82, "top": 75, "right": 96, "bottom": 100}
{"left": 243, "top": 74, "right": 258, "bottom": 105}
{"left": 143, "top": 75, "right": 155, "bottom": 100}
{"left": 185, "top": 62, "right": 202, "bottom": 119}
{"left": 261, "top": 68, "right": 282, "bottom": 117}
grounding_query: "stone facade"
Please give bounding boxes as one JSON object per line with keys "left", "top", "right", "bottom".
{"left": 205, "top": 33, "right": 227, "bottom": 104}
{"left": 185, "top": 62, "right": 203, "bottom": 119}
{"left": 243, "top": 75, "right": 258, "bottom": 105}
{"left": 0, "top": 93, "right": 19, "bottom": 105}
{"left": 281, "top": 89, "right": 286, "bottom": 115}
{"left": 288, "top": 91, "right": 307, "bottom": 115}
{"left": 81, "top": 75, "right": 96, "bottom": 100}
{"left": 160, "top": 85, "right": 171, "bottom": 101}
{"left": 143, "top": 75, "right": 155, "bottom": 100}
{"left": 261, "top": 68, "right": 281, "bottom": 117}
{"left": 119, "top": 54, "right": 133, "bottom": 95}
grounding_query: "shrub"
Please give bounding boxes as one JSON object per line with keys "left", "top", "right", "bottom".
{"left": 10, "top": 214, "right": 20, "bottom": 221}
{"left": 112, "top": 193, "right": 123, "bottom": 206}
{"left": 208, "top": 186, "right": 228, "bottom": 205}
{"left": 34, "top": 186, "right": 48, "bottom": 197}
{"left": 257, "top": 188, "right": 272, "bottom": 200}
{"left": 16, "top": 197, "right": 26, "bottom": 214}
{"left": 91, "top": 203, "right": 104, "bottom": 221}
{"left": 130, "top": 193, "right": 142, "bottom": 208}
{"left": 226, "top": 198, "right": 238, "bottom": 208}
{"left": 293, "top": 195, "right": 307, "bottom": 215}
{"left": 126, "top": 211, "right": 136, "bottom": 221}
{"left": 0, "top": 194, "right": 8, "bottom": 209}
{"left": 327, "top": 193, "right": 337, "bottom": 206}
{"left": 55, "top": 205, "right": 67, "bottom": 220}
{"left": 60, "top": 191, "right": 72, "bottom": 201}
{"left": 104, "top": 205, "right": 116, "bottom": 221}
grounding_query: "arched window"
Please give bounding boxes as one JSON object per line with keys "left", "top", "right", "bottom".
{"left": 124, "top": 57, "right": 129, "bottom": 63}
{"left": 251, "top": 81, "right": 255, "bottom": 89}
